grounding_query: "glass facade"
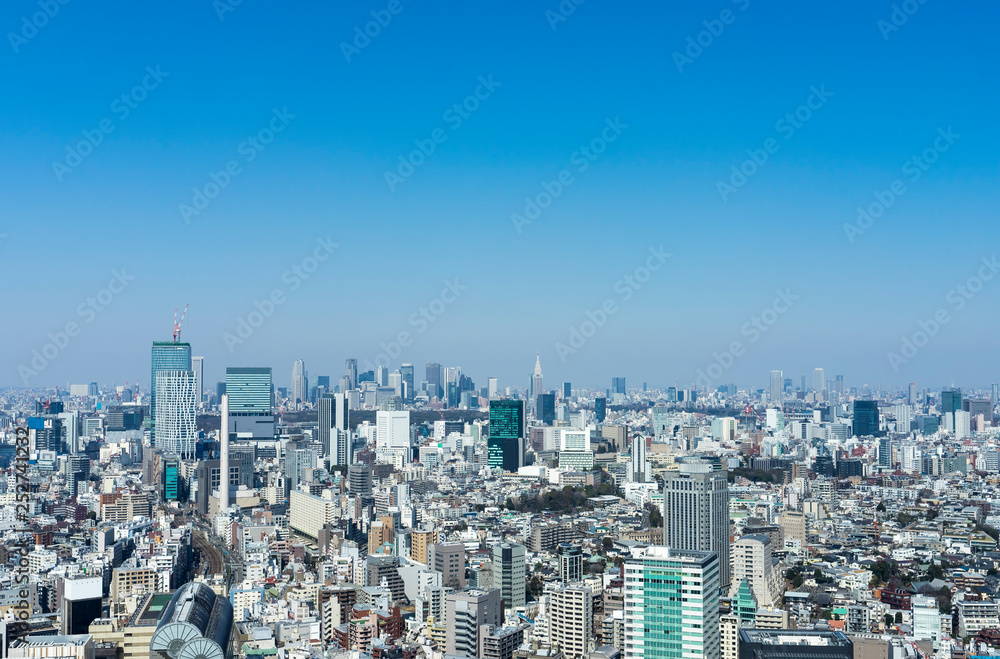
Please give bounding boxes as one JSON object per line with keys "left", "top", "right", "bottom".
{"left": 150, "top": 341, "right": 192, "bottom": 441}
{"left": 225, "top": 367, "right": 272, "bottom": 414}
{"left": 489, "top": 399, "right": 524, "bottom": 472}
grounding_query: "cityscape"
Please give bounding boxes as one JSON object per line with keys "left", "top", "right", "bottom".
{"left": 3, "top": 3, "right": 998, "bottom": 659}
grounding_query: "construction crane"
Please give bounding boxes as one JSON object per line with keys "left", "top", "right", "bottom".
{"left": 172, "top": 304, "right": 189, "bottom": 342}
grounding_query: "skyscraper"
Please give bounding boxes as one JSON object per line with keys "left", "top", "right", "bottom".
{"left": 563, "top": 381, "right": 571, "bottom": 398}
{"left": 993, "top": 383, "right": 999, "bottom": 410}
{"left": 835, "top": 374, "right": 844, "bottom": 394}
{"left": 630, "top": 434, "right": 650, "bottom": 482}
{"left": 292, "top": 359, "right": 307, "bottom": 405}
{"left": 624, "top": 546, "right": 720, "bottom": 659}
{"left": 192, "top": 356, "right": 204, "bottom": 403}
{"left": 595, "top": 397, "right": 607, "bottom": 423}
{"left": 663, "top": 460, "right": 730, "bottom": 589}
{"left": 548, "top": 585, "right": 593, "bottom": 659}
{"left": 942, "top": 388, "right": 962, "bottom": 430}
{"left": 226, "top": 367, "right": 274, "bottom": 439}
{"left": 909, "top": 381, "right": 918, "bottom": 406}
{"left": 488, "top": 399, "right": 524, "bottom": 472}
{"left": 376, "top": 410, "right": 410, "bottom": 450}
{"left": 537, "top": 392, "right": 555, "bottom": 424}
{"left": 150, "top": 341, "right": 192, "bottom": 442}
{"left": 426, "top": 362, "right": 443, "bottom": 399}
{"left": 611, "top": 377, "right": 626, "bottom": 394}
{"left": 557, "top": 542, "right": 583, "bottom": 583}
{"left": 154, "top": 370, "right": 197, "bottom": 459}
{"left": 400, "top": 363, "right": 414, "bottom": 402}
{"left": 769, "top": 370, "right": 783, "bottom": 405}
{"left": 852, "top": 400, "right": 879, "bottom": 437}
{"left": 491, "top": 543, "right": 526, "bottom": 610}
{"left": 344, "top": 358, "right": 358, "bottom": 391}
{"left": 488, "top": 376, "right": 498, "bottom": 399}
{"left": 813, "top": 368, "right": 825, "bottom": 394}
{"left": 532, "top": 353, "right": 544, "bottom": 406}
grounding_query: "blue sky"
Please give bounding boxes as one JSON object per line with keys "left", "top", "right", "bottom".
{"left": 2, "top": 0, "right": 998, "bottom": 393}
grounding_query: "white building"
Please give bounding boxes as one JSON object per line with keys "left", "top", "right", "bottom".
{"left": 376, "top": 410, "right": 411, "bottom": 450}
{"left": 548, "top": 584, "right": 593, "bottom": 659}
{"left": 154, "top": 370, "right": 197, "bottom": 459}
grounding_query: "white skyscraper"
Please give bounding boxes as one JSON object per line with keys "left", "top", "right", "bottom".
{"left": 895, "top": 404, "right": 911, "bottom": 434}
{"left": 813, "top": 368, "right": 825, "bottom": 396}
{"left": 624, "top": 546, "right": 720, "bottom": 659}
{"left": 532, "top": 353, "right": 543, "bottom": 409}
{"left": 220, "top": 394, "right": 229, "bottom": 512}
{"left": 292, "top": 359, "right": 307, "bottom": 407}
{"left": 630, "top": 434, "right": 651, "bottom": 482}
{"left": 192, "top": 356, "right": 204, "bottom": 403}
{"left": 769, "top": 370, "right": 783, "bottom": 405}
{"left": 488, "top": 377, "right": 498, "bottom": 399}
{"left": 155, "top": 370, "right": 197, "bottom": 459}
{"left": 377, "top": 410, "right": 411, "bottom": 450}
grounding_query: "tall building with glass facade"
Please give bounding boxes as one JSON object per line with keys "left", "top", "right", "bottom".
{"left": 400, "top": 363, "right": 414, "bottom": 402}
{"left": 852, "top": 400, "right": 880, "bottom": 437}
{"left": 154, "top": 370, "right": 197, "bottom": 459}
{"left": 769, "top": 370, "right": 783, "bottom": 405}
{"left": 595, "top": 397, "right": 607, "bottom": 423}
{"left": 491, "top": 542, "right": 526, "bottom": 609}
{"left": 150, "top": 341, "right": 192, "bottom": 442}
{"left": 225, "top": 367, "right": 274, "bottom": 440}
{"left": 488, "top": 399, "right": 524, "bottom": 472}
{"left": 624, "top": 546, "right": 720, "bottom": 659}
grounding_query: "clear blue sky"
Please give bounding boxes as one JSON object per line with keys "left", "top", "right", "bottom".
{"left": 2, "top": 0, "right": 998, "bottom": 392}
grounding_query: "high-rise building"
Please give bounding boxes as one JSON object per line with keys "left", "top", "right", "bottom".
{"left": 426, "top": 362, "right": 443, "bottom": 400}
{"left": 730, "top": 535, "right": 782, "bottom": 607}
{"left": 400, "top": 363, "right": 415, "bottom": 402}
{"left": 192, "top": 356, "right": 204, "bottom": 403}
{"left": 563, "top": 382, "right": 571, "bottom": 398}
{"left": 595, "top": 397, "right": 607, "bottom": 423}
{"left": 611, "top": 377, "right": 626, "bottom": 395}
{"left": 226, "top": 367, "right": 274, "bottom": 439}
{"left": 488, "top": 399, "right": 524, "bottom": 472}
{"left": 878, "top": 437, "right": 892, "bottom": 469}
{"left": 942, "top": 387, "right": 962, "bottom": 423}
{"left": 319, "top": 393, "right": 350, "bottom": 466}
{"left": 993, "top": 383, "right": 999, "bottom": 410}
{"left": 557, "top": 543, "right": 583, "bottom": 583}
{"left": 348, "top": 463, "right": 372, "bottom": 495}
{"left": 444, "top": 589, "right": 503, "bottom": 658}
{"left": 624, "top": 546, "right": 720, "bottom": 659}
{"left": 431, "top": 542, "right": 467, "bottom": 589}
{"left": 537, "top": 392, "right": 555, "bottom": 424}
{"left": 150, "top": 341, "right": 192, "bottom": 442}
{"left": 376, "top": 410, "right": 410, "bottom": 451}
{"left": 909, "top": 382, "right": 918, "bottom": 406}
{"left": 488, "top": 377, "right": 499, "bottom": 399}
{"left": 344, "top": 358, "right": 358, "bottom": 391}
{"left": 769, "top": 370, "right": 783, "bottom": 406}
{"left": 663, "top": 460, "right": 730, "bottom": 589}
{"left": 532, "top": 354, "right": 544, "bottom": 407}
{"left": 292, "top": 359, "right": 307, "bottom": 405}
{"left": 162, "top": 456, "right": 181, "bottom": 501}
{"left": 154, "top": 370, "right": 197, "bottom": 459}
{"left": 548, "top": 584, "right": 593, "bottom": 659}
{"left": 62, "top": 574, "right": 103, "bottom": 635}
{"left": 630, "top": 435, "right": 650, "bottom": 482}
{"left": 813, "top": 368, "right": 825, "bottom": 395}
{"left": 835, "top": 374, "right": 844, "bottom": 394}
{"left": 491, "top": 543, "right": 526, "bottom": 610}
{"left": 852, "top": 400, "right": 879, "bottom": 437}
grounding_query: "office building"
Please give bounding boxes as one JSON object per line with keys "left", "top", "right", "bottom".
{"left": 444, "top": 589, "right": 503, "bottom": 657}
{"left": 154, "top": 370, "right": 197, "bottom": 459}
{"left": 532, "top": 354, "right": 544, "bottom": 407}
{"left": 225, "top": 367, "right": 274, "bottom": 440}
{"left": 63, "top": 574, "right": 103, "bottom": 635}
{"left": 376, "top": 410, "right": 410, "bottom": 452}
{"left": 162, "top": 456, "right": 181, "bottom": 501}
{"left": 10, "top": 635, "right": 94, "bottom": 659}
{"left": 813, "top": 368, "right": 825, "bottom": 394}
{"left": 291, "top": 360, "right": 307, "bottom": 406}
{"left": 852, "top": 400, "right": 879, "bottom": 437}
{"left": 549, "top": 584, "right": 593, "bottom": 659}
{"left": 912, "top": 595, "right": 942, "bottom": 643}
{"left": 769, "top": 370, "right": 782, "bottom": 405}
{"left": 558, "top": 543, "right": 584, "bottom": 584}
{"left": 192, "top": 356, "right": 204, "bottom": 403}
{"left": 426, "top": 362, "right": 443, "bottom": 399}
{"left": 909, "top": 382, "right": 918, "bottom": 405}
{"left": 400, "top": 363, "right": 414, "bottom": 402}
{"left": 348, "top": 464, "right": 372, "bottom": 495}
{"left": 537, "top": 392, "right": 556, "bottom": 424}
{"left": 663, "top": 460, "right": 730, "bottom": 589}
{"left": 737, "top": 631, "right": 852, "bottom": 659}
{"left": 491, "top": 543, "right": 526, "bottom": 610}
{"left": 150, "top": 341, "right": 192, "bottom": 442}
{"left": 624, "top": 546, "right": 720, "bottom": 659}
{"left": 630, "top": 435, "right": 650, "bottom": 482}
{"left": 489, "top": 399, "right": 525, "bottom": 473}
{"left": 480, "top": 625, "right": 525, "bottom": 659}
{"left": 289, "top": 489, "right": 338, "bottom": 539}
{"left": 430, "top": 542, "right": 466, "bottom": 589}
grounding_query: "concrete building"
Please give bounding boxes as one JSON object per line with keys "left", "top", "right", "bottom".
{"left": 492, "top": 543, "right": 526, "bottom": 610}
{"left": 430, "top": 542, "right": 467, "bottom": 589}
{"left": 445, "top": 589, "right": 503, "bottom": 657}
{"left": 663, "top": 461, "right": 730, "bottom": 589}
{"left": 548, "top": 584, "right": 593, "bottom": 659}
{"left": 730, "top": 535, "right": 782, "bottom": 607}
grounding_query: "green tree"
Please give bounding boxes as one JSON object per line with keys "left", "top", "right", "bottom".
{"left": 895, "top": 612, "right": 903, "bottom": 624}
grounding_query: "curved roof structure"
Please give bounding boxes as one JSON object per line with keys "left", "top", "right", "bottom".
{"left": 151, "top": 583, "right": 233, "bottom": 659}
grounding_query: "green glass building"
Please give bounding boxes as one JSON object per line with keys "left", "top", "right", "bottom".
{"left": 150, "top": 341, "right": 192, "bottom": 442}
{"left": 489, "top": 399, "right": 524, "bottom": 472}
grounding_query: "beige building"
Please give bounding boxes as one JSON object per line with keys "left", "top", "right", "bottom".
{"left": 548, "top": 584, "right": 593, "bottom": 659}
{"left": 721, "top": 612, "right": 740, "bottom": 659}
{"left": 731, "top": 534, "right": 783, "bottom": 607}
{"left": 11, "top": 635, "right": 94, "bottom": 659}
{"left": 411, "top": 528, "right": 439, "bottom": 564}
{"left": 289, "top": 489, "right": 338, "bottom": 539}
{"left": 779, "top": 510, "right": 806, "bottom": 544}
